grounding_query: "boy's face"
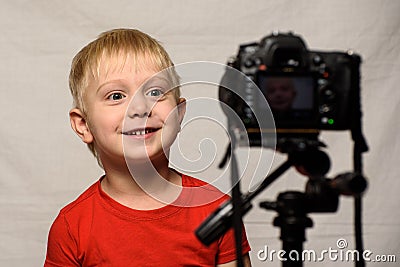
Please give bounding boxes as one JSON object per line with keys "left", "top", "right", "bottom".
{"left": 264, "top": 78, "right": 296, "bottom": 111}
{"left": 74, "top": 54, "right": 185, "bottom": 165}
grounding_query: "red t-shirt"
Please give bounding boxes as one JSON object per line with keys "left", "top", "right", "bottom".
{"left": 44, "top": 174, "right": 250, "bottom": 266}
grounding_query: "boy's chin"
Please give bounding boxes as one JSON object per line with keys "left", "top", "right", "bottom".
{"left": 123, "top": 148, "right": 169, "bottom": 164}
{"left": 124, "top": 150, "right": 153, "bottom": 163}
{"left": 122, "top": 137, "right": 176, "bottom": 164}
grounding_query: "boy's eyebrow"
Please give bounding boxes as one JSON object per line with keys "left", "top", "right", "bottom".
{"left": 142, "top": 75, "right": 173, "bottom": 88}
{"left": 96, "top": 79, "right": 127, "bottom": 94}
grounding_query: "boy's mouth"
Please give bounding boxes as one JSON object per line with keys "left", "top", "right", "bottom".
{"left": 122, "top": 127, "right": 161, "bottom": 136}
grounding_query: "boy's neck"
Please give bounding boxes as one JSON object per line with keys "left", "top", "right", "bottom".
{"left": 100, "top": 154, "right": 182, "bottom": 210}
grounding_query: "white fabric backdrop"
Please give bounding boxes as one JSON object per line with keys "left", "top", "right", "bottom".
{"left": 0, "top": 0, "right": 399, "bottom": 266}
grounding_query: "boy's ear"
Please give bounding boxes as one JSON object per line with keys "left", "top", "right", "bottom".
{"left": 69, "top": 108, "right": 93, "bottom": 144}
{"left": 177, "top": 98, "right": 186, "bottom": 124}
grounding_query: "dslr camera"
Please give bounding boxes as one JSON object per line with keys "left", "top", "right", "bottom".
{"left": 219, "top": 32, "right": 362, "bottom": 150}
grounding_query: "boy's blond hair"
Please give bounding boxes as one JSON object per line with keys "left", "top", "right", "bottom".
{"left": 69, "top": 28, "right": 180, "bottom": 159}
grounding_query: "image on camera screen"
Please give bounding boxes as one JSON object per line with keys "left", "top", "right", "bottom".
{"left": 257, "top": 73, "right": 318, "bottom": 129}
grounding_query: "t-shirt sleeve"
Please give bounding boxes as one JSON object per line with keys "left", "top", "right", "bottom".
{"left": 216, "top": 223, "right": 251, "bottom": 264}
{"left": 44, "top": 213, "right": 80, "bottom": 267}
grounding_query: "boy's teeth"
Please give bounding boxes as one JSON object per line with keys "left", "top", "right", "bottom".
{"left": 128, "top": 129, "right": 155, "bottom": 135}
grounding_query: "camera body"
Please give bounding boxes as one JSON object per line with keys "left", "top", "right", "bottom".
{"left": 219, "top": 32, "right": 362, "bottom": 148}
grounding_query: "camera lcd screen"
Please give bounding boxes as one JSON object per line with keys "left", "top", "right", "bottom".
{"left": 257, "top": 73, "right": 318, "bottom": 129}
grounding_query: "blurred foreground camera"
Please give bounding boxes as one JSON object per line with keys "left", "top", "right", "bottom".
{"left": 219, "top": 32, "right": 362, "bottom": 149}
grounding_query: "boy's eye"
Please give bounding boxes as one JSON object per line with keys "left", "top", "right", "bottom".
{"left": 107, "top": 92, "right": 125, "bottom": 101}
{"left": 146, "top": 88, "right": 165, "bottom": 98}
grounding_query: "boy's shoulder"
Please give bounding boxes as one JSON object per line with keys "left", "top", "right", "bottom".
{"left": 58, "top": 178, "right": 101, "bottom": 217}
{"left": 182, "top": 174, "right": 210, "bottom": 187}
{"left": 182, "top": 174, "right": 221, "bottom": 189}
{"left": 180, "top": 174, "right": 230, "bottom": 207}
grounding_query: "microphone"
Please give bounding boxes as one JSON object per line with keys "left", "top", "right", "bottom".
{"left": 196, "top": 158, "right": 293, "bottom": 245}
{"left": 195, "top": 197, "right": 252, "bottom": 246}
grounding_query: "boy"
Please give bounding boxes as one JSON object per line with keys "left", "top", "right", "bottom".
{"left": 44, "top": 28, "right": 251, "bottom": 266}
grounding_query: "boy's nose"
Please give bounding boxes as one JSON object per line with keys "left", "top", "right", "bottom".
{"left": 127, "top": 94, "right": 152, "bottom": 118}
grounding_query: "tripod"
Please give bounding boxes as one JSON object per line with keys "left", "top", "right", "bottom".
{"left": 196, "top": 145, "right": 367, "bottom": 267}
{"left": 260, "top": 191, "right": 314, "bottom": 267}
{"left": 258, "top": 147, "right": 367, "bottom": 267}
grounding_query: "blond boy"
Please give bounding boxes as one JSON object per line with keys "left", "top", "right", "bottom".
{"left": 44, "top": 29, "right": 251, "bottom": 266}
